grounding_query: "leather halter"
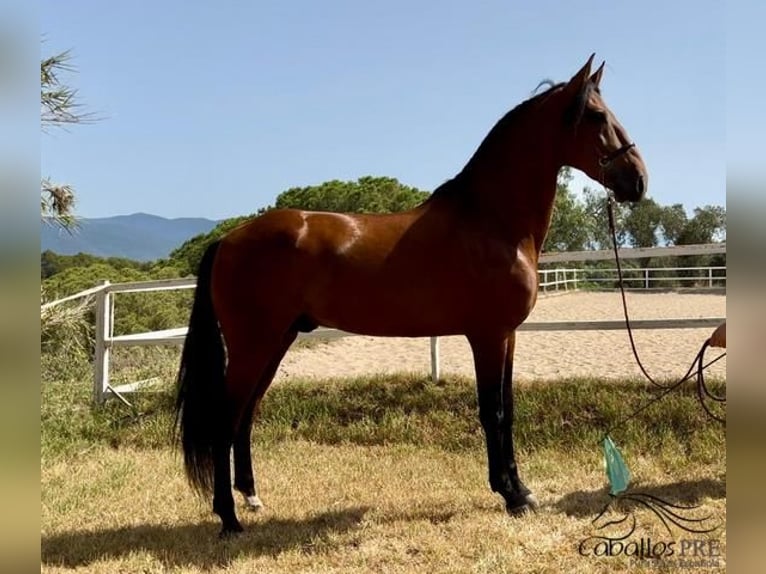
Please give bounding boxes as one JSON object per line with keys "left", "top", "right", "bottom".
{"left": 599, "top": 142, "right": 636, "bottom": 168}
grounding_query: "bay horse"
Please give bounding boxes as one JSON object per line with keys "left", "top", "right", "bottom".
{"left": 175, "top": 54, "right": 648, "bottom": 536}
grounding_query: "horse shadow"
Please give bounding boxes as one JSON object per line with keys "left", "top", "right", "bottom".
{"left": 554, "top": 475, "right": 726, "bottom": 518}
{"left": 41, "top": 506, "right": 369, "bottom": 570}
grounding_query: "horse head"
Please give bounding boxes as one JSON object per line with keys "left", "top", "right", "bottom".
{"left": 557, "top": 54, "right": 648, "bottom": 203}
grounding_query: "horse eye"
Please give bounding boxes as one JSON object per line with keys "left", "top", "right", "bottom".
{"left": 587, "top": 109, "right": 608, "bottom": 123}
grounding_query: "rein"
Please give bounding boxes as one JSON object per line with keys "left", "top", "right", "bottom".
{"left": 603, "top": 196, "right": 726, "bottom": 433}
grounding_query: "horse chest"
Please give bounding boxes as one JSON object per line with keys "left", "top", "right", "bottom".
{"left": 466, "top": 246, "right": 539, "bottom": 326}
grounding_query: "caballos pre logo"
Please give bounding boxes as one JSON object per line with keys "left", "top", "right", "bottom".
{"left": 578, "top": 491, "right": 722, "bottom": 564}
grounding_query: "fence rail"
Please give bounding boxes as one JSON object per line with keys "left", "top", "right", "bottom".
{"left": 40, "top": 243, "right": 726, "bottom": 405}
{"left": 539, "top": 242, "right": 726, "bottom": 263}
{"left": 539, "top": 266, "right": 726, "bottom": 291}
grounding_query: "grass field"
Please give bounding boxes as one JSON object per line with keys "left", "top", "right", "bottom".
{"left": 41, "top": 348, "right": 726, "bottom": 573}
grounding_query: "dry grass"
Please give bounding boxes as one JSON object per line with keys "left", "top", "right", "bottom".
{"left": 41, "top": 443, "right": 725, "bottom": 573}
{"left": 41, "top": 366, "right": 726, "bottom": 573}
{"left": 40, "top": 286, "right": 93, "bottom": 359}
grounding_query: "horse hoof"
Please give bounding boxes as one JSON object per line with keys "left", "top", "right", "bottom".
{"left": 219, "top": 521, "right": 244, "bottom": 539}
{"left": 506, "top": 493, "right": 539, "bottom": 516}
{"left": 244, "top": 495, "right": 265, "bottom": 512}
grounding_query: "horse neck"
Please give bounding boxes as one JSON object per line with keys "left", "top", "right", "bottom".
{"left": 458, "top": 120, "right": 563, "bottom": 257}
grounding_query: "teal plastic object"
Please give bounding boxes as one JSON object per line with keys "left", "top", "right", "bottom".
{"left": 603, "top": 435, "right": 631, "bottom": 496}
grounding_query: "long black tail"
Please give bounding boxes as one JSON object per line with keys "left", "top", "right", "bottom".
{"left": 174, "top": 240, "right": 224, "bottom": 495}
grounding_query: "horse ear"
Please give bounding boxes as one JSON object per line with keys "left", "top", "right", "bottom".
{"left": 563, "top": 53, "right": 595, "bottom": 97}
{"left": 589, "top": 61, "right": 605, "bottom": 88}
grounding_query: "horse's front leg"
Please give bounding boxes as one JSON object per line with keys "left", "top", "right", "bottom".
{"left": 499, "top": 332, "right": 538, "bottom": 513}
{"left": 469, "top": 331, "right": 538, "bottom": 515}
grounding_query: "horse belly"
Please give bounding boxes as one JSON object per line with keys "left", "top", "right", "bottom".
{"left": 310, "top": 278, "right": 469, "bottom": 337}
{"left": 299, "top": 244, "right": 470, "bottom": 338}
{"left": 306, "top": 258, "right": 537, "bottom": 338}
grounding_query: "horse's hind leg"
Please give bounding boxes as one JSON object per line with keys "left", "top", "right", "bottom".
{"left": 212, "top": 437, "right": 241, "bottom": 535}
{"left": 233, "top": 331, "right": 297, "bottom": 512}
{"left": 232, "top": 394, "right": 263, "bottom": 512}
{"left": 213, "top": 334, "right": 292, "bottom": 536}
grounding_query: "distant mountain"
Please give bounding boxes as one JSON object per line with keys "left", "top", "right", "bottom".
{"left": 41, "top": 213, "right": 219, "bottom": 261}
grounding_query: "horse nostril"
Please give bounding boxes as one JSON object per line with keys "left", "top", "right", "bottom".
{"left": 636, "top": 174, "right": 646, "bottom": 196}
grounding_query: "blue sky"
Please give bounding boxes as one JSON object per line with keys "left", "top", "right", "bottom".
{"left": 40, "top": 0, "right": 725, "bottom": 220}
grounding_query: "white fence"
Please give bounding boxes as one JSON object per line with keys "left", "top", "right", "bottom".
{"left": 539, "top": 266, "right": 726, "bottom": 292}
{"left": 42, "top": 243, "right": 726, "bottom": 405}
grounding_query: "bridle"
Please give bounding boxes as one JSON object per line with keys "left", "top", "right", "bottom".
{"left": 599, "top": 142, "right": 636, "bottom": 168}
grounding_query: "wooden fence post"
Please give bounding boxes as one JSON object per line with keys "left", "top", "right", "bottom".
{"left": 430, "top": 336, "right": 440, "bottom": 383}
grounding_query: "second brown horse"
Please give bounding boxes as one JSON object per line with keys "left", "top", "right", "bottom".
{"left": 175, "top": 54, "right": 648, "bottom": 536}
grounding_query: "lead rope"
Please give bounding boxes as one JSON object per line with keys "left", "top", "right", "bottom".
{"left": 599, "top": 195, "right": 726, "bottom": 498}
{"left": 603, "top": 195, "right": 726, "bottom": 433}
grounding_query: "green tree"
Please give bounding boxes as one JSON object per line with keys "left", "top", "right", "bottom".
{"left": 582, "top": 186, "right": 629, "bottom": 250}
{"left": 674, "top": 205, "right": 726, "bottom": 280}
{"left": 41, "top": 250, "right": 153, "bottom": 280}
{"left": 623, "top": 198, "right": 664, "bottom": 248}
{"left": 274, "top": 176, "right": 429, "bottom": 213}
{"left": 677, "top": 205, "right": 726, "bottom": 245}
{"left": 658, "top": 204, "right": 688, "bottom": 246}
{"left": 543, "top": 168, "right": 590, "bottom": 252}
